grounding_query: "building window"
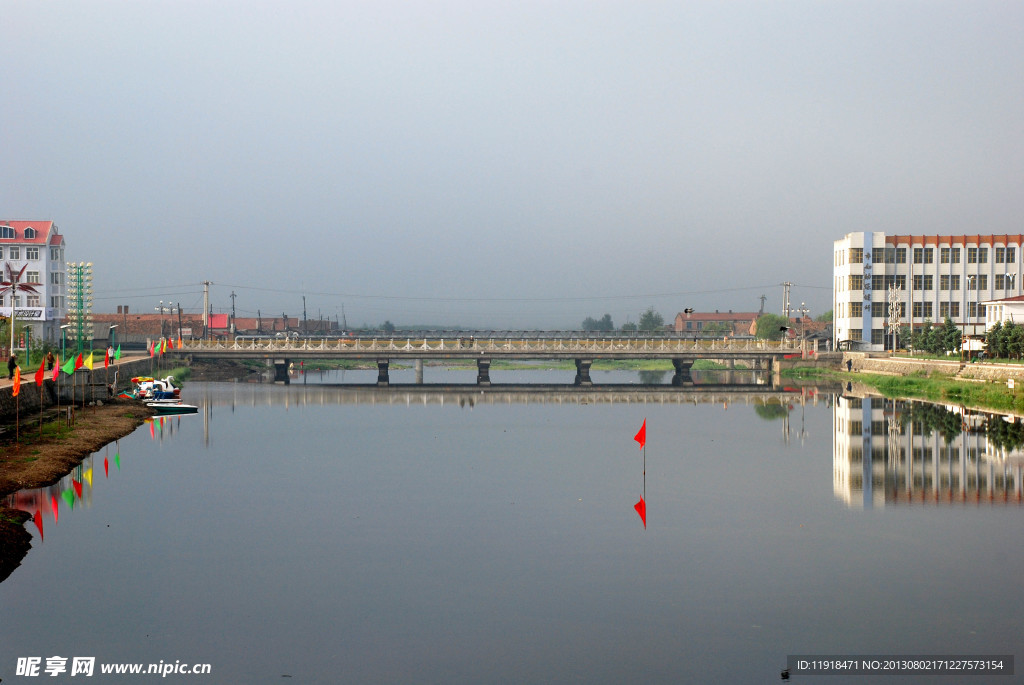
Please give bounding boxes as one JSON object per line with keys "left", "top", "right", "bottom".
{"left": 913, "top": 247, "right": 934, "bottom": 264}
{"left": 971, "top": 274, "right": 988, "bottom": 290}
{"left": 871, "top": 247, "right": 904, "bottom": 264}
{"left": 26, "top": 271, "right": 40, "bottom": 284}
{"left": 25, "top": 247, "right": 39, "bottom": 260}
{"left": 968, "top": 302, "right": 987, "bottom": 318}
{"left": 50, "top": 295, "right": 64, "bottom": 308}
{"left": 940, "top": 247, "right": 961, "bottom": 264}
{"left": 49, "top": 272, "right": 62, "bottom": 285}
{"left": 872, "top": 329, "right": 885, "bottom": 345}
{"left": 1008, "top": 247, "right": 1016, "bottom": 263}
{"left": 24, "top": 227, "right": 36, "bottom": 239}
{"left": 939, "top": 302, "right": 961, "bottom": 318}
{"left": 849, "top": 329, "right": 862, "bottom": 341}
{"left": 850, "top": 302, "right": 863, "bottom": 317}
{"left": 26, "top": 294, "right": 40, "bottom": 307}
{"left": 913, "top": 301, "right": 934, "bottom": 318}
{"left": 0, "top": 226, "right": 13, "bottom": 239}
{"left": 8, "top": 247, "right": 19, "bottom": 260}
{"left": 967, "top": 247, "right": 988, "bottom": 264}
{"left": 913, "top": 274, "right": 933, "bottom": 291}
{"left": 49, "top": 247, "right": 62, "bottom": 261}
{"left": 850, "top": 275, "right": 864, "bottom": 290}
{"left": 850, "top": 248, "right": 863, "bottom": 263}
{"left": 996, "top": 247, "right": 1007, "bottom": 263}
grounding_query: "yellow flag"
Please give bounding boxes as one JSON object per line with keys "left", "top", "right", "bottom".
{"left": 84, "top": 468, "right": 93, "bottom": 487}
{"left": 84, "top": 352, "right": 94, "bottom": 370}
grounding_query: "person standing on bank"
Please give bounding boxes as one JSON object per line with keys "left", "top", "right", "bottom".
{"left": 8, "top": 354, "right": 17, "bottom": 380}
{"left": 46, "top": 351, "right": 55, "bottom": 371}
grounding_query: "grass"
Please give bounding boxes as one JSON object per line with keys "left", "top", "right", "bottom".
{"left": 848, "top": 370, "right": 1024, "bottom": 413}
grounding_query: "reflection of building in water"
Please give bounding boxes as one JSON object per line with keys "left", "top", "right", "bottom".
{"left": 833, "top": 396, "right": 1023, "bottom": 508}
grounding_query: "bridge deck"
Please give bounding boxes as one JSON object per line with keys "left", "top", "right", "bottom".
{"left": 174, "top": 336, "right": 804, "bottom": 360}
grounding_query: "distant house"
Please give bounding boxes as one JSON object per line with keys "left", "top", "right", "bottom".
{"left": 674, "top": 310, "right": 759, "bottom": 337}
{"left": 983, "top": 295, "right": 1024, "bottom": 330}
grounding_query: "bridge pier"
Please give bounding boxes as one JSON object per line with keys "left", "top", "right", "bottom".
{"left": 477, "top": 358, "right": 491, "bottom": 386}
{"left": 574, "top": 359, "right": 593, "bottom": 386}
{"left": 671, "top": 358, "right": 694, "bottom": 386}
{"left": 273, "top": 359, "right": 290, "bottom": 384}
{"left": 415, "top": 359, "right": 424, "bottom": 384}
{"left": 377, "top": 359, "right": 390, "bottom": 386}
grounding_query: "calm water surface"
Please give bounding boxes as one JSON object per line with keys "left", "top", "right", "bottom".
{"left": 2, "top": 369, "right": 1021, "bottom": 684}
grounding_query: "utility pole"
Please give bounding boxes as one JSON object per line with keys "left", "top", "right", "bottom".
{"left": 230, "top": 291, "right": 237, "bottom": 320}
{"left": 781, "top": 282, "right": 792, "bottom": 320}
{"left": 257, "top": 310, "right": 262, "bottom": 335}
{"left": 759, "top": 294, "right": 766, "bottom": 316}
{"left": 302, "top": 295, "right": 307, "bottom": 335}
{"left": 202, "top": 280, "right": 212, "bottom": 339}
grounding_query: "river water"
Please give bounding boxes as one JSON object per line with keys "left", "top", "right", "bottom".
{"left": 1, "top": 369, "right": 1021, "bottom": 683}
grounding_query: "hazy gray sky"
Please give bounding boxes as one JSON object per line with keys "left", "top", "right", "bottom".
{"left": 2, "top": 1, "right": 1021, "bottom": 328}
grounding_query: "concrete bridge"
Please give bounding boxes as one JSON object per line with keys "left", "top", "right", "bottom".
{"left": 173, "top": 335, "right": 815, "bottom": 385}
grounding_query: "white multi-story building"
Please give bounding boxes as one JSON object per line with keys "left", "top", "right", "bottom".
{"left": 833, "top": 232, "right": 1024, "bottom": 350}
{"left": 0, "top": 220, "right": 66, "bottom": 346}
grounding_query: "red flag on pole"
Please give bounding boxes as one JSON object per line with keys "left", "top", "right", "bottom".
{"left": 634, "top": 497, "right": 646, "bottom": 528}
{"left": 11, "top": 366, "right": 20, "bottom": 396}
{"left": 52, "top": 355, "right": 60, "bottom": 382}
{"left": 634, "top": 419, "right": 646, "bottom": 449}
{"left": 74, "top": 353, "right": 83, "bottom": 370}
{"left": 35, "top": 360, "right": 45, "bottom": 387}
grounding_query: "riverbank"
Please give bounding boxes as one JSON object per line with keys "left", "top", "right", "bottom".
{"left": 0, "top": 401, "right": 154, "bottom": 583}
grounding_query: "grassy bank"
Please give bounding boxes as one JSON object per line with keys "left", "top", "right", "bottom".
{"left": 837, "top": 369, "right": 1024, "bottom": 413}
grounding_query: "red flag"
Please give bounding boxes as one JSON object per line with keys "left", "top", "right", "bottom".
{"left": 104, "top": 349, "right": 110, "bottom": 368}
{"left": 167, "top": 337, "right": 174, "bottom": 350}
{"left": 634, "top": 419, "right": 646, "bottom": 449}
{"left": 73, "top": 479, "right": 83, "bottom": 499}
{"left": 74, "top": 353, "right": 83, "bottom": 370}
{"left": 634, "top": 497, "right": 646, "bottom": 528}
{"left": 33, "top": 510, "right": 44, "bottom": 541}
{"left": 104, "top": 456, "right": 109, "bottom": 478}
{"left": 35, "top": 360, "right": 45, "bottom": 387}
{"left": 11, "top": 366, "right": 20, "bottom": 396}
{"left": 51, "top": 494, "right": 59, "bottom": 523}
{"left": 51, "top": 355, "right": 60, "bottom": 382}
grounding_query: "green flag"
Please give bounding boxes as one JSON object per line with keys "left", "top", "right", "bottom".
{"left": 115, "top": 344, "right": 121, "bottom": 360}
{"left": 61, "top": 356, "right": 76, "bottom": 375}
{"left": 61, "top": 488, "right": 75, "bottom": 509}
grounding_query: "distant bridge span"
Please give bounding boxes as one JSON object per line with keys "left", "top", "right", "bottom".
{"left": 173, "top": 335, "right": 813, "bottom": 385}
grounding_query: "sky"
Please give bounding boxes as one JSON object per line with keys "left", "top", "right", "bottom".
{"left": 2, "top": 1, "right": 1022, "bottom": 329}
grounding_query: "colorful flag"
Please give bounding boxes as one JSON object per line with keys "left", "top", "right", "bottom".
{"left": 115, "top": 345, "right": 121, "bottom": 360}
{"left": 61, "top": 356, "right": 75, "bottom": 375}
{"left": 32, "top": 510, "right": 43, "bottom": 541}
{"left": 12, "top": 366, "right": 20, "bottom": 396}
{"left": 634, "top": 497, "right": 646, "bottom": 528}
{"left": 51, "top": 494, "right": 59, "bottom": 523}
{"left": 52, "top": 355, "right": 60, "bottom": 382}
{"left": 167, "top": 337, "right": 174, "bottom": 350}
{"left": 61, "top": 489, "right": 75, "bottom": 509}
{"left": 104, "top": 348, "right": 109, "bottom": 368}
{"left": 84, "top": 352, "right": 94, "bottom": 370}
{"left": 634, "top": 418, "right": 646, "bottom": 449}
{"left": 35, "top": 360, "right": 45, "bottom": 387}
{"left": 74, "top": 353, "right": 83, "bottom": 371}
{"left": 72, "top": 479, "right": 82, "bottom": 499}
{"left": 104, "top": 456, "right": 108, "bottom": 478}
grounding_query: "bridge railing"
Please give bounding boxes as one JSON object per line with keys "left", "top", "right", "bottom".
{"left": 177, "top": 336, "right": 800, "bottom": 353}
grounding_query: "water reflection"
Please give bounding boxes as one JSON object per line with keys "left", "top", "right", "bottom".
{"left": 833, "top": 396, "right": 1024, "bottom": 507}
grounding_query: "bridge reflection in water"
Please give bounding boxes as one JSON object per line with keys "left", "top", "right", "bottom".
{"left": 833, "top": 395, "right": 1024, "bottom": 508}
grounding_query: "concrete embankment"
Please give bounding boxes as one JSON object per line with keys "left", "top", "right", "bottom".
{"left": 843, "top": 352, "right": 1024, "bottom": 383}
{"left": 0, "top": 357, "right": 167, "bottom": 421}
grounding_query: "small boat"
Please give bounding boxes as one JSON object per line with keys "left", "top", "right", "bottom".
{"left": 147, "top": 402, "right": 198, "bottom": 415}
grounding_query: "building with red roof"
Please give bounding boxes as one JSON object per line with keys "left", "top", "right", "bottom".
{"left": 0, "top": 220, "right": 66, "bottom": 348}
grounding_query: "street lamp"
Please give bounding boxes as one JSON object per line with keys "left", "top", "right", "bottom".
{"left": 60, "top": 323, "right": 71, "bottom": 361}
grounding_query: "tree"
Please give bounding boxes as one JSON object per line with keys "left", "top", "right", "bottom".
{"left": 381, "top": 320, "right": 395, "bottom": 334}
{"left": 754, "top": 313, "right": 791, "bottom": 340}
{"left": 637, "top": 307, "right": 664, "bottom": 332}
{"left": 621, "top": 321, "right": 638, "bottom": 332}
{"left": 816, "top": 310, "right": 833, "bottom": 322}
{"left": 701, "top": 321, "right": 733, "bottom": 337}
{"left": 582, "top": 314, "right": 614, "bottom": 332}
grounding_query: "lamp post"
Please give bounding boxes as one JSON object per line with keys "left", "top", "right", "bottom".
{"left": 60, "top": 323, "right": 71, "bottom": 362}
